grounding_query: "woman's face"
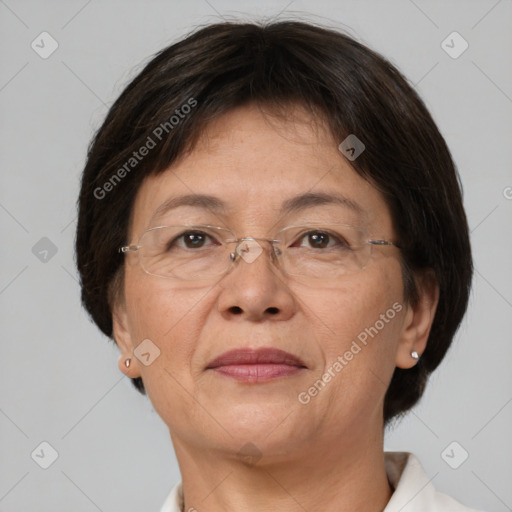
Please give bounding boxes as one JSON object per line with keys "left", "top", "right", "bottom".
{"left": 114, "top": 104, "right": 427, "bottom": 461}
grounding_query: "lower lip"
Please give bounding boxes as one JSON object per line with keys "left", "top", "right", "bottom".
{"left": 210, "top": 364, "right": 303, "bottom": 382}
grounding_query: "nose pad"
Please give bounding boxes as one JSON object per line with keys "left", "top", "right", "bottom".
{"left": 235, "top": 239, "right": 264, "bottom": 264}
{"left": 229, "top": 239, "right": 280, "bottom": 266}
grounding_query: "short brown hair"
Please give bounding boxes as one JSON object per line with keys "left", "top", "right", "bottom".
{"left": 75, "top": 20, "right": 473, "bottom": 424}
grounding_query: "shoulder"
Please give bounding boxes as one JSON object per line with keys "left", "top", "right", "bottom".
{"left": 384, "top": 452, "right": 485, "bottom": 512}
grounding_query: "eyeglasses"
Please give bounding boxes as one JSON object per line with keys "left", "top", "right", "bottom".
{"left": 119, "top": 224, "right": 398, "bottom": 280}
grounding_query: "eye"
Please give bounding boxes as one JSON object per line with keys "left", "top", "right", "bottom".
{"left": 167, "top": 231, "right": 218, "bottom": 250}
{"left": 292, "top": 230, "right": 350, "bottom": 250}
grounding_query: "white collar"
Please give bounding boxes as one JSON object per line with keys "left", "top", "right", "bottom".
{"left": 160, "top": 452, "right": 481, "bottom": 511}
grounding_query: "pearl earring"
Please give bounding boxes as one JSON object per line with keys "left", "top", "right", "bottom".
{"left": 411, "top": 351, "right": 419, "bottom": 360}
{"left": 125, "top": 358, "right": 131, "bottom": 368}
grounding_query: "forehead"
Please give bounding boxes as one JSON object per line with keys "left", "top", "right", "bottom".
{"left": 129, "top": 104, "right": 394, "bottom": 237}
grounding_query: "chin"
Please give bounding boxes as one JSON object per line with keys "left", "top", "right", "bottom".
{"left": 211, "top": 403, "right": 311, "bottom": 449}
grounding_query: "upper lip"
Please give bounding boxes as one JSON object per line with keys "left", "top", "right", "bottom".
{"left": 206, "top": 348, "right": 307, "bottom": 369}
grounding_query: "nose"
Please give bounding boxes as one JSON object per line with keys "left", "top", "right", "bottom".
{"left": 217, "top": 238, "right": 297, "bottom": 322}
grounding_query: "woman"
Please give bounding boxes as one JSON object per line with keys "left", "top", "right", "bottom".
{"left": 76, "top": 21, "right": 479, "bottom": 511}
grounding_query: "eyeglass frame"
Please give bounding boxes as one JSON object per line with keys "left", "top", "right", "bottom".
{"left": 118, "top": 223, "right": 400, "bottom": 280}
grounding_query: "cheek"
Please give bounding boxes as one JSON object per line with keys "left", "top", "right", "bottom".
{"left": 123, "top": 275, "right": 217, "bottom": 425}
{"left": 123, "top": 272, "right": 214, "bottom": 375}
{"left": 297, "top": 265, "right": 404, "bottom": 349}
{"left": 125, "top": 265, "right": 201, "bottom": 334}
{"left": 292, "top": 266, "right": 405, "bottom": 426}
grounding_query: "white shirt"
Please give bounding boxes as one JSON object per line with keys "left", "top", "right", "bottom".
{"left": 160, "top": 452, "right": 483, "bottom": 511}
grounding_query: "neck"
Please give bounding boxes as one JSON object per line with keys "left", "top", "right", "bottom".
{"left": 172, "top": 430, "right": 393, "bottom": 512}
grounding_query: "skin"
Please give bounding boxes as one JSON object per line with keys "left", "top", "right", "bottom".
{"left": 113, "top": 103, "right": 439, "bottom": 512}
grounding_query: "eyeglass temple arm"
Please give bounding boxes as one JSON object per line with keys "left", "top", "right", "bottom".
{"left": 119, "top": 245, "right": 140, "bottom": 253}
{"left": 368, "top": 239, "right": 400, "bottom": 248}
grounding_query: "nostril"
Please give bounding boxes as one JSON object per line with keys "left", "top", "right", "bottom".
{"left": 230, "top": 306, "right": 243, "bottom": 314}
{"left": 266, "top": 307, "right": 279, "bottom": 315}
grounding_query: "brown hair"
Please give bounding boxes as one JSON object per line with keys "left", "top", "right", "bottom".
{"left": 75, "top": 20, "right": 473, "bottom": 424}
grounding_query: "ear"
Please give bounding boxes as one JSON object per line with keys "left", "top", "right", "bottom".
{"left": 395, "top": 271, "right": 439, "bottom": 369}
{"left": 112, "top": 301, "right": 142, "bottom": 379}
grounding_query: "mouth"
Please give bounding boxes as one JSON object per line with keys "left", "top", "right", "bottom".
{"left": 206, "top": 347, "right": 307, "bottom": 383}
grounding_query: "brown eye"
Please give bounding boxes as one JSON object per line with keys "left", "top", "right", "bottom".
{"left": 182, "top": 232, "right": 207, "bottom": 248}
{"left": 291, "top": 230, "right": 352, "bottom": 251}
{"left": 308, "top": 232, "right": 330, "bottom": 249}
{"left": 165, "top": 231, "right": 217, "bottom": 251}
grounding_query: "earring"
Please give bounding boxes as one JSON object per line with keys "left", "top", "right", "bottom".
{"left": 411, "top": 351, "right": 419, "bottom": 360}
{"left": 125, "top": 358, "right": 131, "bottom": 368}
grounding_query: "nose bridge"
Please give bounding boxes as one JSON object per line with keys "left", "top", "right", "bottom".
{"left": 218, "top": 235, "right": 295, "bottom": 321}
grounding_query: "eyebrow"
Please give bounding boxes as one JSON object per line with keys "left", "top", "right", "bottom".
{"left": 150, "top": 191, "right": 364, "bottom": 224}
{"left": 279, "top": 192, "right": 364, "bottom": 216}
{"left": 150, "top": 194, "right": 226, "bottom": 224}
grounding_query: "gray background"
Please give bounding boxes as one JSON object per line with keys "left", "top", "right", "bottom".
{"left": 1, "top": 0, "right": 511, "bottom": 510}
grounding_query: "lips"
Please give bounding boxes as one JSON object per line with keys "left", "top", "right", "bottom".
{"left": 206, "top": 348, "right": 307, "bottom": 382}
